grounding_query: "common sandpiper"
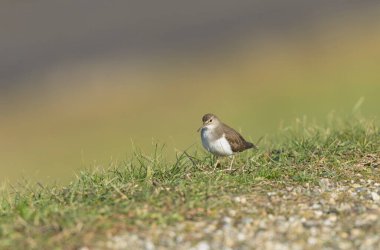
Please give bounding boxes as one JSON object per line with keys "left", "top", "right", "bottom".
{"left": 197, "top": 113, "right": 255, "bottom": 169}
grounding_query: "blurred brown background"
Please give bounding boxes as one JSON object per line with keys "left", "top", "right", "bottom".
{"left": 1, "top": 0, "right": 380, "bottom": 183}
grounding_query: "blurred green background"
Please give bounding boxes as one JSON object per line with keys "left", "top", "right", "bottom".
{"left": 1, "top": 1, "right": 380, "bottom": 183}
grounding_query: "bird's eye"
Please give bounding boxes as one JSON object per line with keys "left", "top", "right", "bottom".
{"left": 209, "top": 119, "right": 213, "bottom": 122}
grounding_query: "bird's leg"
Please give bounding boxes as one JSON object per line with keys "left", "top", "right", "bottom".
{"left": 213, "top": 156, "right": 220, "bottom": 172}
{"left": 228, "top": 155, "right": 235, "bottom": 171}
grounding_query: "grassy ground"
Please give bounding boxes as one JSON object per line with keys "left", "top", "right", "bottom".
{"left": 0, "top": 117, "right": 379, "bottom": 249}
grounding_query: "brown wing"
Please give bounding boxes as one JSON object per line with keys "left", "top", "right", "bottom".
{"left": 222, "top": 123, "right": 255, "bottom": 152}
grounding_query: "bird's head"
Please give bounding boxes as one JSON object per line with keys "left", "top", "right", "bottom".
{"left": 197, "top": 113, "right": 220, "bottom": 132}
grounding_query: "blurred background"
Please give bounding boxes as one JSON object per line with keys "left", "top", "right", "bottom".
{"left": 1, "top": 0, "right": 380, "bottom": 183}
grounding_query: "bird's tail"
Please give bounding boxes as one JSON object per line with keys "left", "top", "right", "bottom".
{"left": 245, "top": 141, "right": 257, "bottom": 149}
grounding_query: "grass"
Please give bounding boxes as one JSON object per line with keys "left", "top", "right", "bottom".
{"left": 0, "top": 117, "right": 379, "bottom": 249}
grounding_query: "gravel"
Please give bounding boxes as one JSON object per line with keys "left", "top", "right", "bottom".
{"left": 92, "top": 176, "right": 380, "bottom": 250}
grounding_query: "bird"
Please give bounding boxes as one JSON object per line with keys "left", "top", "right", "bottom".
{"left": 197, "top": 113, "right": 256, "bottom": 170}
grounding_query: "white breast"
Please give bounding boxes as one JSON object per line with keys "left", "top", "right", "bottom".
{"left": 201, "top": 128, "right": 233, "bottom": 156}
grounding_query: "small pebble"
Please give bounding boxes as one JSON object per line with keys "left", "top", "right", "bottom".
{"left": 371, "top": 192, "right": 380, "bottom": 202}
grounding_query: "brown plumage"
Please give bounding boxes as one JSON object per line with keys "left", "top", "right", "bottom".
{"left": 221, "top": 123, "right": 255, "bottom": 152}
{"left": 202, "top": 113, "right": 214, "bottom": 123}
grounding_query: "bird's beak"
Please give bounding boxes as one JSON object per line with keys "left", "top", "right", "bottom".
{"left": 197, "top": 123, "right": 204, "bottom": 132}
